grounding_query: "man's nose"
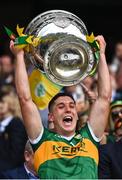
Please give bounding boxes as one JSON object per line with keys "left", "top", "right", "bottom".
{"left": 65, "top": 105, "right": 71, "bottom": 112}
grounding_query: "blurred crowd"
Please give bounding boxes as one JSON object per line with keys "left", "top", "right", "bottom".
{"left": 0, "top": 40, "right": 122, "bottom": 179}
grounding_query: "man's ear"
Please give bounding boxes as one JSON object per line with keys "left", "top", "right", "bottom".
{"left": 48, "top": 113, "right": 55, "bottom": 130}
{"left": 48, "top": 113, "right": 54, "bottom": 122}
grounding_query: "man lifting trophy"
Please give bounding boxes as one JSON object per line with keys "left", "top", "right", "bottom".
{"left": 9, "top": 10, "right": 111, "bottom": 179}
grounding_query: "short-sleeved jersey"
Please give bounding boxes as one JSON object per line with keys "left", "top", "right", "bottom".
{"left": 31, "top": 123, "right": 99, "bottom": 179}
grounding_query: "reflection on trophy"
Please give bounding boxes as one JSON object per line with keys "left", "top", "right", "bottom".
{"left": 25, "top": 10, "right": 98, "bottom": 86}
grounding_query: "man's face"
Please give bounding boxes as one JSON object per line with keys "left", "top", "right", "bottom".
{"left": 49, "top": 96, "right": 78, "bottom": 136}
{"left": 111, "top": 106, "right": 122, "bottom": 122}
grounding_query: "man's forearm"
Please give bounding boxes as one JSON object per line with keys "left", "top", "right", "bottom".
{"left": 98, "top": 53, "right": 111, "bottom": 101}
{"left": 15, "top": 53, "right": 31, "bottom": 101}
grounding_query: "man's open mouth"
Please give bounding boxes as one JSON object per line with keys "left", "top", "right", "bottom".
{"left": 63, "top": 116, "right": 73, "bottom": 125}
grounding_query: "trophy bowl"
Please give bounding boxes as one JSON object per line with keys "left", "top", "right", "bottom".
{"left": 25, "top": 10, "right": 95, "bottom": 86}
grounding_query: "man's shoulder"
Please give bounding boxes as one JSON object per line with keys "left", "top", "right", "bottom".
{"left": 78, "top": 123, "right": 100, "bottom": 146}
{"left": 30, "top": 128, "right": 58, "bottom": 151}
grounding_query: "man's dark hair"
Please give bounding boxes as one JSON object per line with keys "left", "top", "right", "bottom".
{"left": 48, "top": 92, "right": 76, "bottom": 112}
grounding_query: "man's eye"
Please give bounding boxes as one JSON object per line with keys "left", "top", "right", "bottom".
{"left": 58, "top": 105, "right": 64, "bottom": 108}
{"left": 70, "top": 104, "right": 75, "bottom": 108}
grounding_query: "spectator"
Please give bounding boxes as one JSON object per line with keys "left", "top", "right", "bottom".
{"left": 0, "top": 140, "right": 38, "bottom": 179}
{"left": 0, "top": 90, "right": 27, "bottom": 172}
{"left": 114, "top": 119, "right": 122, "bottom": 141}
{"left": 99, "top": 139, "right": 122, "bottom": 179}
{"left": 0, "top": 54, "right": 15, "bottom": 88}
{"left": 109, "top": 41, "right": 122, "bottom": 101}
{"left": 76, "top": 85, "right": 97, "bottom": 130}
{"left": 113, "top": 67, "right": 122, "bottom": 100}
{"left": 109, "top": 40, "right": 122, "bottom": 73}
{"left": 109, "top": 100, "right": 122, "bottom": 132}
{"left": 100, "top": 100, "right": 122, "bottom": 145}
{"left": 98, "top": 101, "right": 122, "bottom": 179}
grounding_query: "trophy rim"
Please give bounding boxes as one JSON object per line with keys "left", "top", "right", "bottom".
{"left": 25, "top": 9, "right": 88, "bottom": 35}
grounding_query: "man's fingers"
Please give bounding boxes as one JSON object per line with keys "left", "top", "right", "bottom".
{"left": 95, "top": 35, "right": 106, "bottom": 46}
{"left": 10, "top": 40, "right": 14, "bottom": 48}
{"left": 9, "top": 40, "right": 24, "bottom": 56}
{"left": 94, "top": 35, "right": 106, "bottom": 54}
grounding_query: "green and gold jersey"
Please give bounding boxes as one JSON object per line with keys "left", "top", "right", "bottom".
{"left": 31, "top": 123, "right": 99, "bottom": 179}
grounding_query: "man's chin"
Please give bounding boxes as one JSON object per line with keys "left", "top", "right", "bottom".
{"left": 62, "top": 125, "right": 75, "bottom": 134}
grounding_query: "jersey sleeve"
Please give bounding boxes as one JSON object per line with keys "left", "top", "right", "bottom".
{"left": 30, "top": 127, "right": 54, "bottom": 152}
{"left": 79, "top": 122, "right": 100, "bottom": 147}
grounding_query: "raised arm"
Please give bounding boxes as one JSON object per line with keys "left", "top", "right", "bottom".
{"left": 10, "top": 41, "right": 43, "bottom": 141}
{"left": 88, "top": 36, "right": 111, "bottom": 138}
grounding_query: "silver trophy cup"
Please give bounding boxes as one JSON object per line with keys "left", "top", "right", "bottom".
{"left": 25, "top": 10, "right": 96, "bottom": 86}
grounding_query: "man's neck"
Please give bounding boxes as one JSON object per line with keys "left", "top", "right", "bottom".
{"left": 54, "top": 127, "right": 76, "bottom": 137}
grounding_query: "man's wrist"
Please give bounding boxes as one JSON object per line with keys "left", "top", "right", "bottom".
{"left": 99, "top": 53, "right": 106, "bottom": 60}
{"left": 100, "top": 52, "right": 105, "bottom": 56}
{"left": 15, "top": 52, "right": 24, "bottom": 59}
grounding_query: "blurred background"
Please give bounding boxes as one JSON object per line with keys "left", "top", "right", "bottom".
{"left": 1, "top": 0, "right": 122, "bottom": 176}
{"left": 0, "top": 0, "right": 122, "bottom": 62}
